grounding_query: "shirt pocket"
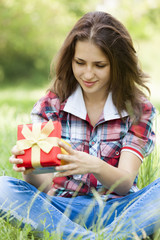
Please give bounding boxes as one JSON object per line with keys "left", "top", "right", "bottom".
{"left": 70, "top": 141, "right": 85, "bottom": 152}
{"left": 100, "top": 141, "right": 122, "bottom": 167}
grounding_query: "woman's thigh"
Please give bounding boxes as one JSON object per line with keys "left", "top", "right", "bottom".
{"left": 0, "top": 176, "right": 94, "bottom": 227}
{"left": 0, "top": 176, "right": 95, "bottom": 239}
{"left": 47, "top": 178, "right": 160, "bottom": 230}
{"left": 1, "top": 176, "right": 160, "bottom": 239}
{"left": 101, "top": 178, "right": 160, "bottom": 239}
{"left": 49, "top": 178, "right": 160, "bottom": 238}
{"left": 0, "top": 176, "right": 127, "bottom": 230}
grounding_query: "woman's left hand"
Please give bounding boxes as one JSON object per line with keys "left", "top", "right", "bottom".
{"left": 55, "top": 141, "right": 103, "bottom": 177}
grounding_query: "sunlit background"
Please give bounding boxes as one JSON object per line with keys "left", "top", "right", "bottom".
{"left": 0, "top": 0, "right": 160, "bottom": 105}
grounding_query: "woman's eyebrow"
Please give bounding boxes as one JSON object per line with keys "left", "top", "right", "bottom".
{"left": 74, "top": 57, "right": 108, "bottom": 63}
{"left": 74, "top": 57, "right": 85, "bottom": 61}
{"left": 94, "top": 61, "right": 109, "bottom": 64}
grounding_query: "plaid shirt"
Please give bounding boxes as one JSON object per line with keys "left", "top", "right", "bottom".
{"left": 31, "top": 85, "right": 156, "bottom": 198}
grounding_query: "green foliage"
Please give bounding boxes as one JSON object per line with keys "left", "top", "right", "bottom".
{"left": 1, "top": 0, "right": 160, "bottom": 86}
{"left": 109, "top": 0, "right": 160, "bottom": 40}
{"left": 0, "top": 0, "right": 98, "bottom": 85}
{"left": 59, "top": 0, "right": 98, "bottom": 18}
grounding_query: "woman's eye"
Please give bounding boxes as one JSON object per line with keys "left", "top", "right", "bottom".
{"left": 96, "top": 64, "right": 106, "bottom": 68}
{"left": 75, "top": 61, "right": 84, "bottom": 65}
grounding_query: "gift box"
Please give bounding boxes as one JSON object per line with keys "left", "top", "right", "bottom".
{"left": 16, "top": 120, "right": 62, "bottom": 174}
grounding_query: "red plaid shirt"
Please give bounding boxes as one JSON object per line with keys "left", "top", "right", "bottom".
{"left": 31, "top": 85, "right": 156, "bottom": 198}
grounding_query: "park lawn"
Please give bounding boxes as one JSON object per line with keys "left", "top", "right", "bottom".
{"left": 0, "top": 85, "right": 160, "bottom": 239}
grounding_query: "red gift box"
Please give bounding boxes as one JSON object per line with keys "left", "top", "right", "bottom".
{"left": 17, "top": 120, "right": 62, "bottom": 171}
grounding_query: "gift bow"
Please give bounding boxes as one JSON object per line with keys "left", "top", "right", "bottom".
{"left": 17, "top": 120, "right": 59, "bottom": 168}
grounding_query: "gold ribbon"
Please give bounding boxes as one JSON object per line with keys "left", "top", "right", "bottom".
{"left": 17, "top": 120, "right": 59, "bottom": 168}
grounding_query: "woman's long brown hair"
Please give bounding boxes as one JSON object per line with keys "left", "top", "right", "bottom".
{"left": 50, "top": 11, "right": 150, "bottom": 120}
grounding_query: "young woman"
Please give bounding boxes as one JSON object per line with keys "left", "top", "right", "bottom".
{"left": 0, "top": 11, "right": 160, "bottom": 239}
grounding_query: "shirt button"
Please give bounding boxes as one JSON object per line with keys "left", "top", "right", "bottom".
{"left": 115, "top": 151, "right": 119, "bottom": 156}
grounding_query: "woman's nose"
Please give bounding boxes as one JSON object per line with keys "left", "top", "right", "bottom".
{"left": 83, "top": 67, "right": 94, "bottom": 80}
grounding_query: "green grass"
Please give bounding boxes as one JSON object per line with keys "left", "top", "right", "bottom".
{"left": 0, "top": 84, "right": 160, "bottom": 239}
{"left": 0, "top": 86, "right": 46, "bottom": 178}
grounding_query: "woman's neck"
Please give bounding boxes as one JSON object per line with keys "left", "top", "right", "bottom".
{"left": 83, "top": 92, "right": 108, "bottom": 126}
{"left": 83, "top": 91, "right": 108, "bottom": 106}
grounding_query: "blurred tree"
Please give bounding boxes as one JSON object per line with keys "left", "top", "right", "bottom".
{"left": 0, "top": 0, "right": 98, "bottom": 85}
{"left": 98, "top": 0, "right": 160, "bottom": 39}
{"left": 1, "top": 0, "right": 159, "bottom": 85}
{"left": 116, "top": 0, "right": 160, "bottom": 40}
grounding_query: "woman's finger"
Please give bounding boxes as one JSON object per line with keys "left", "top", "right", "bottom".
{"left": 54, "top": 169, "right": 78, "bottom": 178}
{"left": 58, "top": 141, "right": 75, "bottom": 155}
{"left": 57, "top": 153, "right": 74, "bottom": 162}
{"left": 13, "top": 164, "right": 34, "bottom": 174}
{"left": 55, "top": 163, "right": 77, "bottom": 172}
{"left": 13, "top": 164, "right": 26, "bottom": 172}
{"left": 11, "top": 145, "right": 24, "bottom": 156}
{"left": 9, "top": 155, "right": 23, "bottom": 164}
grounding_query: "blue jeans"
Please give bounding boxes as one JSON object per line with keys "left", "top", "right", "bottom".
{"left": 0, "top": 176, "right": 160, "bottom": 239}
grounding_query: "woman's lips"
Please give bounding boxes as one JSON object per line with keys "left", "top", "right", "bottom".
{"left": 83, "top": 81, "right": 97, "bottom": 87}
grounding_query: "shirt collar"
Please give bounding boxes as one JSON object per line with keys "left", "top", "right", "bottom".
{"left": 63, "top": 85, "right": 128, "bottom": 121}
{"left": 63, "top": 85, "right": 87, "bottom": 120}
{"left": 103, "top": 92, "right": 128, "bottom": 121}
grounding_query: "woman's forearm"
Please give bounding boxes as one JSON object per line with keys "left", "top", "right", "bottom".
{"left": 93, "top": 161, "right": 134, "bottom": 195}
{"left": 23, "top": 173, "right": 54, "bottom": 193}
{"left": 93, "top": 151, "right": 141, "bottom": 195}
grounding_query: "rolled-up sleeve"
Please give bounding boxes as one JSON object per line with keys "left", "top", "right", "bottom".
{"left": 31, "top": 91, "right": 61, "bottom": 123}
{"left": 31, "top": 97, "right": 48, "bottom": 123}
{"left": 121, "top": 100, "right": 156, "bottom": 161}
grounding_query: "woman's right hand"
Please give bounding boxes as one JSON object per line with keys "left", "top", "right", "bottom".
{"left": 9, "top": 145, "right": 33, "bottom": 174}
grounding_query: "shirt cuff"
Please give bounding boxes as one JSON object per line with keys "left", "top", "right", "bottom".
{"left": 121, "top": 146, "right": 144, "bottom": 161}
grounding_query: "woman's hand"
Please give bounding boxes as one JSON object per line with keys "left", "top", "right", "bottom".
{"left": 55, "top": 141, "right": 103, "bottom": 178}
{"left": 9, "top": 145, "right": 33, "bottom": 175}
{"left": 55, "top": 142, "right": 142, "bottom": 195}
{"left": 10, "top": 145, "right": 53, "bottom": 193}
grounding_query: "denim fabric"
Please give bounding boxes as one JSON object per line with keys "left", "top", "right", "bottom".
{"left": 0, "top": 176, "right": 160, "bottom": 239}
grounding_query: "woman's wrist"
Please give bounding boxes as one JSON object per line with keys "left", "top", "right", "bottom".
{"left": 92, "top": 157, "right": 105, "bottom": 175}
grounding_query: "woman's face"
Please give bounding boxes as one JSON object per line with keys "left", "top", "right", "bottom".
{"left": 72, "top": 40, "right": 110, "bottom": 100}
